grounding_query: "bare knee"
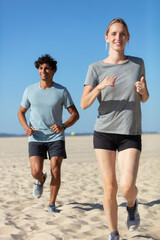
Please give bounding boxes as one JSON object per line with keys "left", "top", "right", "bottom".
{"left": 120, "top": 182, "right": 136, "bottom": 199}
{"left": 51, "top": 166, "right": 60, "bottom": 179}
{"left": 104, "top": 183, "right": 118, "bottom": 201}
{"left": 30, "top": 156, "right": 44, "bottom": 180}
{"left": 31, "top": 167, "right": 42, "bottom": 179}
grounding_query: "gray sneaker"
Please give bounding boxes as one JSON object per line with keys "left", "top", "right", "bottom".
{"left": 108, "top": 231, "right": 119, "bottom": 240}
{"left": 33, "top": 172, "right": 47, "bottom": 198}
{"left": 126, "top": 199, "right": 140, "bottom": 231}
{"left": 48, "top": 204, "right": 60, "bottom": 213}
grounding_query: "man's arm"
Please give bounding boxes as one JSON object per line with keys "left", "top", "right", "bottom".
{"left": 17, "top": 105, "right": 35, "bottom": 136}
{"left": 50, "top": 104, "right": 79, "bottom": 133}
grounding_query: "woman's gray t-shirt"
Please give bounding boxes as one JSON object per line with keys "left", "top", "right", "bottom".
{"left": 84, "top": 56, "right": 145, "bottom": 135}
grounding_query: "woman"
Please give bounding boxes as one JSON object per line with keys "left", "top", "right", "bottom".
{"left": 81, "top": 18, "right": 149, "bottom": 240}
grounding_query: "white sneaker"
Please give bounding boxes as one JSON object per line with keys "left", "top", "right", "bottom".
{"left": 108, "top": 231, "right": 120, "bottom": 240}
{"left": 48, "top": 204, "right": 60, "bottom": 213}
{"left": 33, "top": 172, "right": 47, "bottom": 198}
{"left": 126, "top": 199, "right": 140, "bottom": 231}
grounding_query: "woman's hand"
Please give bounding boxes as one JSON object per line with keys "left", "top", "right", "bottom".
{"left": 97, "top": 76, "right": 117, "bottom": 90}
{"left": 81, "top": 75, "right": 117, "bottom": 110}
{"left": 135, "top": 76, "right": 149, "bottom": 103}
{"left": 135, "top": 76, "right": 146, "bottom": 95}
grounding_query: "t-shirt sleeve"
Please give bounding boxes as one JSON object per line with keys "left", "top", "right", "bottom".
{"left": 84, "top": 64, "right": 98, "bottom": 88}
{"left": 21, "top": 88, "right": 31, "bottom": 109}
{"left": 63, "top": 88, "right": 74, "bottom": 109}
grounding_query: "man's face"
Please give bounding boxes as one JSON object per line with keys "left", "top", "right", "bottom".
{"left": 38, "top": 63, "right": 55, "bottom": 81}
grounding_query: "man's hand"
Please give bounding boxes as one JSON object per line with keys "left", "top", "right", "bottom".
{"left": 24, "top": 126, "right": 35, "bottom": 136}
{"left": 50, "top": 124, "right": 64, "bottom": 133}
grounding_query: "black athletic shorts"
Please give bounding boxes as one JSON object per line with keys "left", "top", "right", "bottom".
{"left": 93, "top": 131, "right": 142, "bottom": 152}
{"left": 29, "top": 140, "right": 67, "bottom": 159}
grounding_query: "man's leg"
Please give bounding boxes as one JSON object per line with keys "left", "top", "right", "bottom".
{"left": 30, "top": 156, "right": 45, "bottom": 184}
{"left": 49, "top": 156, "right": 63, "bottom": 205}
{"left": 30, "top": 156, "right": 46, "bottom": 198}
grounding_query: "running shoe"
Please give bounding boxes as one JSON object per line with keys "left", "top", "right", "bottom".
{"left": 48, "top": 204, "right": 59, "bottom": 213}
{"left": 126, "top": 199, "right": 140, "bottom": 231}
{"left": 33, "top": 172, "right": 47, "bottom": 198}
{"left": 108, "top": 231, "right": 120, "bottom": 240}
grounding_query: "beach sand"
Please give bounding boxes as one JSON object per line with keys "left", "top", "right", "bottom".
{"left": 0, "top": 134, "right": 160, "bottom": 240}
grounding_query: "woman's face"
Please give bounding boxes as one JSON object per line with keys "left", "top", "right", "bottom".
{"left": 105, "top": 23, "right": 130, "bottom": 52}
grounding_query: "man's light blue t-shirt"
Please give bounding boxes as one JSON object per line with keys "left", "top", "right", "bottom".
{"left": 21, "top": 82, "right": 74, "bottom": 142}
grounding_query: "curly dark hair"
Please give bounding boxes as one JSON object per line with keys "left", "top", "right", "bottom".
{"left": 34, "top": 54, "right": 57, "bottom": 72}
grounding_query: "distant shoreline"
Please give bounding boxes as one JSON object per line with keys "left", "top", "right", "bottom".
{"left": 0, "top": 133, "right": 93, "bottom": 138}
{"left": 0, "top": 132, "right": 159, "bottom": 138}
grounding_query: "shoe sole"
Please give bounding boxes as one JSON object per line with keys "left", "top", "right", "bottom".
{"left": 128, "top": 218, "right": 140, "bottom": 231}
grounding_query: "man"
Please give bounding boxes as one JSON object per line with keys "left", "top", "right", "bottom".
{"left": 18, "top": 54, "right": 79, "bottom": 212}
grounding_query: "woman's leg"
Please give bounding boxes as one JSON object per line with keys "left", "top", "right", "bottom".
{"left": 95, "top": 149, "right": 118, "bottom": 232}
{"left": 118, "top": 148, "right": 140, "bottom": 207}
{"left": 118, "top": 148, "right": 141, "bottom": 231}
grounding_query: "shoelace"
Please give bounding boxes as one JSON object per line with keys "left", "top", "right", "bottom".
{"left": 127, "top": 205, "right": 136, "bottom": 220}
{"left": 35, "top": 183, "right": 43, "bottom": 188}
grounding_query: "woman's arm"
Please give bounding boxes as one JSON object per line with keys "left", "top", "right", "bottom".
{"left": 135, "top": 76, "right": 149, "bottom": 103}
{"left": 80, "top": 85, "right": 100, "bottom": 110}
{"left": 81, "top": 76, "right": 117, "bottom": 110}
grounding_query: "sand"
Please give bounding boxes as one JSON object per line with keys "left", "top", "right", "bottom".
{"left": 0, "top": 134, "right": 160, "bottom": 240}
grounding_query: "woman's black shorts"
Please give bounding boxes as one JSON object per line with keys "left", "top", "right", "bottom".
{"left": 93, "top": 131, "right": 142, "bottom": 152}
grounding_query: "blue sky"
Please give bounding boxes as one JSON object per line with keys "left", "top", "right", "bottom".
{"left": 1, "top": 0, "right": 160, "bottom": 134}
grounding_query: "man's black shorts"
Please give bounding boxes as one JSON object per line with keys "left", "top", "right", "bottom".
{"left": 29, "top": 140, "right": 67, "bottom": 159}
{"left": 93, "top": 131, "right": 142, "bottom": 152}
